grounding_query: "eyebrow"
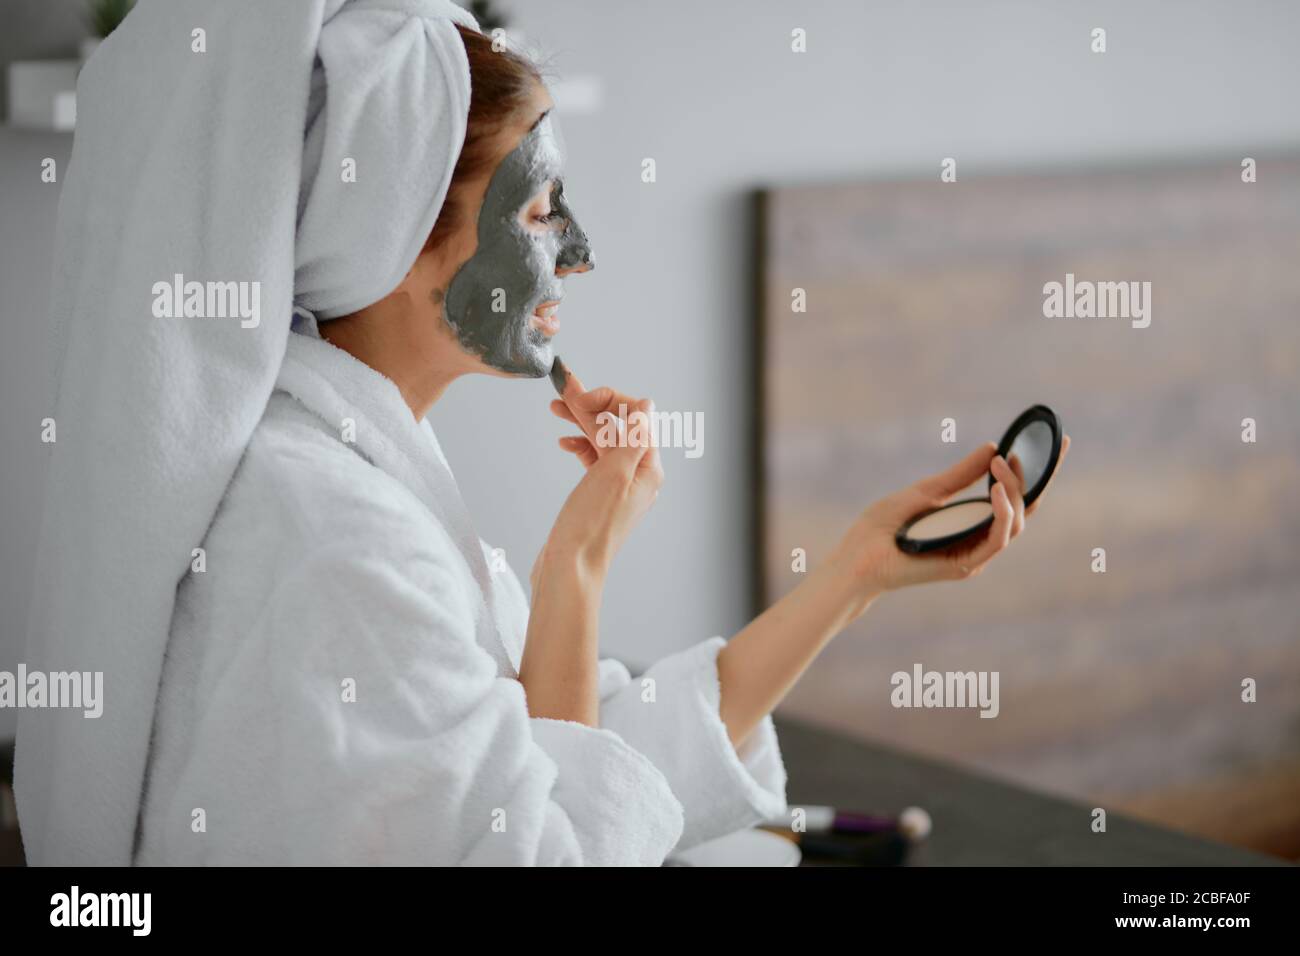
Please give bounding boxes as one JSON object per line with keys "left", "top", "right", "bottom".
{"left": 529, "top": 109, "right": 551, "bottom": 132}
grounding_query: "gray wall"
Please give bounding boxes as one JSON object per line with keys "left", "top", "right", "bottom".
{"left": 0, "top": 0, "right": 86, "bottom": 124}
{"left": 3, "top": 0, "right": 1299, "bottom": 742}
{"left": 0, "top": 127, "right": 68, "bottom": 740}
{"left": 0, "top": 3, "right": 98, "bottom": 741}
{"left": 432, "top": 0, "right": 1300, "bottom": 676}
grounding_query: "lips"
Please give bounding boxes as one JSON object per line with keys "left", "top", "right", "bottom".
{"left": 530, "top": 300, "right": 561, "bottom": 336}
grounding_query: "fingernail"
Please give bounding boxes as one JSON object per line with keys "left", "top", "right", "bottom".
{"left": 549, "top": 356, "right": 569, "bottom": 397}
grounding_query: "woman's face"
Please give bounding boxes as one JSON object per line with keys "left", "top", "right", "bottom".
{"left": 440, "top": 87, "right": 594, "bottom": 379}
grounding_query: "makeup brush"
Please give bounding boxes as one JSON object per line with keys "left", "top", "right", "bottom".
{"left": 767, "top": 829, "right": 911, "bottom": 866}
{"left": 549, "top": 355, "right": 569, "bottom": 396}
{"left": 762, "top": 805, "right": 932, "bottom": 841}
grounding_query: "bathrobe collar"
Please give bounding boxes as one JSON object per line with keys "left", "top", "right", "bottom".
{"left": 275, "top": 311, "right": 520, "bottom": 674}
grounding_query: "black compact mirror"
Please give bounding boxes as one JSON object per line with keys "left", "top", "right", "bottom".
{"left": 895, "top": 405, "right": 1062, "bottom": 554}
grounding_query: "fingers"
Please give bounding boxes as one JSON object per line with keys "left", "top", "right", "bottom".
{"left": 990, "top": 454, "right": 1025, "bottom": 538}
{"left": 573, "top": 385, "right": 620, "bottom": 414}
{"left": 595, "top": 426, "right": 653, "bottom": 484}
{"left": 558, "top": 434, "right": 598, "bottom": 470}
{"left": 1007, "top": 452, "right": 1026, "bottom": 495}
{"left": 926, "top": 433, "right": 1071, "bottom": 584}
{"left": 915, "top": 441, "right": 998, "bottom": 503}
{"left": 950, "top": 481, "right": 1014, "bottom": 579}
{"left": 549, "top": 360, "right": 650, "bottom": 457}
{"left": 558, "top": 394, "right": 657, "bottom": 460}
{"left": 552, "top": 362, "right": 601, "bottom": 446}
{"left": 1024, "top": 433, "right": 1070, "bottom": 518}
{"left": 591, "top": 398, "right": 662, "bottom": 489}
{"left": 556, "top": 359, "right": 588, "bottom": 399}
{"left": 576, "top": 387, "right": 647, "bottom": 452}
{"left": 556, "top": 404, "right": 661, "bottom": 503}
{"left": 548, "top": 360, "right": 662, "bottom": 489}
{"left": 549, "top": 398, "right": 580, "bottom": 427}
{"left": 630, "top": 399, "right": 664, "bottom": 486}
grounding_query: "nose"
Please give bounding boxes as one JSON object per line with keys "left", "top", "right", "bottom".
{"left": 556, "top": 256, "right": 592, "bottom": 277}
{"left": 552, "top": 187, "right": 594, "bottom": 276}
{"left": 555, "top": 220, "right": 593, "bottom": 276}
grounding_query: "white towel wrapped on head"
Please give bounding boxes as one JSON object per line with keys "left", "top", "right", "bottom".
{"left": 16, "top": 0, "right": 479, "bottom": 866}
{"left": 17, "top": 0, "right": 789, "bottom": 867}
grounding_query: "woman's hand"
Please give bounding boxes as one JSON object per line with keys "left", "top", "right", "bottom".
{"left": 519, "top": 363, "right": 662, "bottom": 725}
{"left": 716, "top": 433, "right": 1068, "bottom": 751}
{"left": 830, "top": 435, "right": 1071, "bottom": 604}
{"left": 533, "top": 364, "right": 663, "bottom": 584}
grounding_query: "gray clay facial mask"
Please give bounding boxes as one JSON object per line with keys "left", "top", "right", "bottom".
{"left": 443, "top": 114, "right": 593, "bottom": 378}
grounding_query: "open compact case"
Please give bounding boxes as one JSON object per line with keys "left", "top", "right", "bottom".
{"left": 895, "top": 405, "right": 1062, "bottom": 554}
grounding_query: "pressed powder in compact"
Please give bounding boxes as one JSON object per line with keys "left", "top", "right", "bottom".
{"left": 902, "top": 499, "right": 995, "bottom": 540}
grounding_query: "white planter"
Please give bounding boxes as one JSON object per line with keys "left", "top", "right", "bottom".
{"left": 79, "top": 37, "right": 103, "bottom": 63}
{"left": 6, "top": 60, "right": 80, "bottom": 130}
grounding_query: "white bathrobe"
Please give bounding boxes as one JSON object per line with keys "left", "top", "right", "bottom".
{"left": 133, "top": 319, "right": 787, "bottom": 866}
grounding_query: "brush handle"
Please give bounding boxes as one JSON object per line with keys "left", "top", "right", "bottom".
{"left": 830, "top": 811, "right": 899, "bottom": 834}
{"left": 799, "top": 831, "right": 910, "bottom": 867}
{"left": 763, "top": 806, "right": 889, "bottom": 833}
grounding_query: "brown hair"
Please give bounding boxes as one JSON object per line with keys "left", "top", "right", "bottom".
{"left": 425, "top": 25, "right": 544, "bottom": 252}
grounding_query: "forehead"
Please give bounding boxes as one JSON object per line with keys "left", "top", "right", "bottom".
{"left": 491, "top": 114, "right": 564, "bottom": 200}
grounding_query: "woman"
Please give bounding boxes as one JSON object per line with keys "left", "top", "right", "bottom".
{"left": 18, "top": 4, "right": 1065, "bottom": 866}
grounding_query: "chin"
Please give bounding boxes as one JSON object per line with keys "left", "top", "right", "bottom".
{"left": 515, "top": 350, "right": 553, "bottom": 378}
{"left": 509, "top": 328, "right": 555, "bottom": 378}
{"left": 483, "top": 337, "right": 552, "bottom": 378}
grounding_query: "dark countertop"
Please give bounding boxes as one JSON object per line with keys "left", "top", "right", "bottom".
{"left": 773, "top": 716, "right": 1287, "bottom": 866}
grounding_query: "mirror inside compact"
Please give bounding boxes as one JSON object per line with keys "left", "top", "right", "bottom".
{"left": 895, "top": 405, "right": 1061, "bottom": 554}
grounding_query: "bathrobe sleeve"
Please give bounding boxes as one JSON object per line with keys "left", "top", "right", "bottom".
{"left": 596, "top": 638, "right": 790, "bottom": 850}
{"left": 486, "top": 545, "right": 788, "bottom": 851}
{"left": 260, "top": 537, "right": 684, "bottom": 866}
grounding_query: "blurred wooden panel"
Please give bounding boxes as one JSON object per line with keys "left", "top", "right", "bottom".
{"left": 758, "top": 158, "right": 1300, "bottom": 858}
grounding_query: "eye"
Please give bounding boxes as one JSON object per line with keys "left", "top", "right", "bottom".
{"left": 527, "top": 179, "right": 566, "bottom": 228}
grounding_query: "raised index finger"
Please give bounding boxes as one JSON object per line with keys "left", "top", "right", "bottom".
{"left": 549, "top": 356, "right": 599, "bottom": 445}
{"left": 549, "top": 356, "right": 642, "bottom": 454}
